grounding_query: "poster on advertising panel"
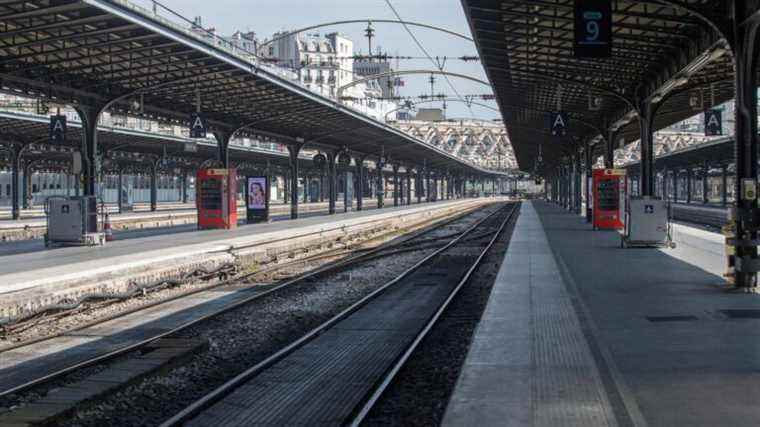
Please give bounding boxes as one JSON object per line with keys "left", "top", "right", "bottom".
{"left": 245, "top": 176, "right": 269, "bottom": 223}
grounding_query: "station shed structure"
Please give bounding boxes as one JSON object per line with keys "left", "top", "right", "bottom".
{"left": 462, "top": 0, "right": 760, "bottom": 288}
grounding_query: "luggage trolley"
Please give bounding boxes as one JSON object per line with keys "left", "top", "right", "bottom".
{"left": 44, "top": 195, "right": 105, "bottom": 247}
{"left": 620, "top": 196, "right": 676, "bottom": 249}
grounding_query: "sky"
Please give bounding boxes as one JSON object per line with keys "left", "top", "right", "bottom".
{"left": 136, "top": 0, "right": 499, "bottom": 121}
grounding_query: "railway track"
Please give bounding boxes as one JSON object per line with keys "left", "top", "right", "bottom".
{"left": 160, "top": 202, "right": 520, "bottom": 427}
{"left": 0, "top": 202, "right": 498, "bottom": 408}
{"left": 670, "top": 203, "right": 728, "bottom": 229}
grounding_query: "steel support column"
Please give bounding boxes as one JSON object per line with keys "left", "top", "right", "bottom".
{"left": 575, "top": 153, "right": 582, "bottom": 214}
{"left": 585, "top": 144, "right": 593, "bottom": 222}
{"left": 407, "top": 171, "right": 412, "bottom": 205}
{"left": 181, "top": 169, "right": 188, "bottom": 204}
{"left": 355, "top": 156, "right": 366, "bottom": 211}
{"left": 10, "top": 146, "right": 20, "bottom": 220}
{"left": 426, "top": 169, "right": 433, "bottom": 202}
{"left": 722, "top": 164, "right": 728, "bottom": 207}
{"left": 417, "top": 170, "right": 422, "bottom": 204}
{"left": 75, "top": 106, "right": 101, "bottom": 198}
{"left": 673, "top": 171, "right": 678, "bottom": 202}
{"left": 703, "top": 161, "right": 710, "bottom": 204}
{"left": 605, "top": 130, "right": 617, "bottom": 169}
{"left": 327, "top": 151, "right": 337, "bottom": 215}
{"left": 320, "top": 173, "right": 325, "bottom": 203}
{"left": 118, "top": 168, "right": 124, "bottom": 214}
{"left": 730, "top": 6, "right": 760, "bottom": 288}
{"left": 638, "top": 102, "right": 658, "bottom": 197}
{"left": 392, "top": 164, "right": 400, "bottom": 207}
{"left": 150, "top": 162, "right": 158, "bottom": 212}
{"left": 686, "top": 168, "right": 693, "bottom": 204}
{"left": 283, "top": 174, "right": 289, "bottom": 205}
{"left": 22, "top": 161, "right": 31, "bottom": 210}
{"left": 303, "top": 175, "right": 308, "bottom": 203}
{"left": 215, "top": 132, "right": 231, "bottom": 169}
{"left": 287, "top": 144, "right": 303, "bottom": 220}
{"left": 376, "top": 162, "right": 385, "bottom": 209}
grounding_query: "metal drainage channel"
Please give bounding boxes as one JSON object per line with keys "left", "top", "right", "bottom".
{"left": 161, "top": 202, "right": 519, "bottom": 427}
{"left": 0, "top": 202, "right": 491, "bottom": 398}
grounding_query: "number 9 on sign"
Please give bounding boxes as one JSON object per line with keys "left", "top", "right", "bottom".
{"left": 586, "top": 20, "right": 599, "bottom": 41}
{"left": 574, "top": 0, "right": 611, "bottom": 58}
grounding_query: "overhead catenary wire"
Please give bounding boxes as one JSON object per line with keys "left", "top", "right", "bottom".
{"left": 383, "top": 0, "right": 475, "bottom": 118}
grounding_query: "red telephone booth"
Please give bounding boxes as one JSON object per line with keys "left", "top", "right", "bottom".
{"left": 196, "top": 168, "right": 238, "bottom": 230}
{"left": 592, "top": 169, "right": 627, "bottom": 230}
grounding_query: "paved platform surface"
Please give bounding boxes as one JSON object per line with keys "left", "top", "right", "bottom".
{"left": 443, "top": 202, "right": 618, "bottom": 427}
{"left": 0, "top": 199, "right": 463, "bottom": 296}
{"left": 0, "top": 199, "right": 381, "bottom": 258}
{"left": 447, "top": 200, "right": 760, "bottom": 427}
{"left": 0, "top": 199, "right": 372, "bottom": 230}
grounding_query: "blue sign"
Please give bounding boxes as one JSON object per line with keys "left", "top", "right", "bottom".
{"left": 574, "top": 0, "right": 612, "bottom": 58}
{"left": 704, "top": 109, "right": 723, "bottom": 136}
{"left": 189, "top": 113, "right": 208, "bottom": 139}
{"left": 49, "top": 115, "right": 67, "bottom": 143}
{"left": 550, "top": 112, "right": 568, "bottom": 136}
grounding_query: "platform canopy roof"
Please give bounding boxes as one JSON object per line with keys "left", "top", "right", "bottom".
{"left": 0, "top": 110, "right": 309, "bottom": 173}
{"left": 0, "top": 0, "right": 499, "bottom": 177}
{"left": 461, "top": 0, "right": 744, "bottom": 174}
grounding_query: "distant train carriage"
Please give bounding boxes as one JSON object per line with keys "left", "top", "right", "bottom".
{"left": 0, "top": 171, "right": 189, "bottom": 208}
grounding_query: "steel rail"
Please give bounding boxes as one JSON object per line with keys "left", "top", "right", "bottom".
{"left": 159, "top": 202, "right": 516, "bottom": 427}
{"left": 0, "top": 201, "right": 489, "bottom": 398}
{"left": 350, "top": 202, "right": 519, "bottom": 425}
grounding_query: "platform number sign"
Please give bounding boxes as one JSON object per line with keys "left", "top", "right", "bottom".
{"left": 550, "top": 112, "right": 568, "bottom": 137}
{"left": 189, "top": 113, "right": 208, "bottom": 139}
{"left": 49, "top": 115, "right": 67, "bottom": 143}
{"left": 574, "top": 0, "right": 612, "bottom": 58}
{"left": 704, "top": 109, "right": 723, "bottom": 136}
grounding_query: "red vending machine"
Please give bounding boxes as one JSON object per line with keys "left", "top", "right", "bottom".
{"left": 592, "top": 169, "right": 627, "bottom": 230}
{"left": 196, "top": 168, "right": 238, "bottom": 230}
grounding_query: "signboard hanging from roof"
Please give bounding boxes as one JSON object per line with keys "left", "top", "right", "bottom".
{"left": 550, "top": 112, "right": 568, "bottom": 137}
{"left": 189, "top": 113, "right": 208, "bottom": 139}
{"left": 574, "top": 0, "right": 613, "bottom": 58}
{"left": 49, "top": 115, "right": 67, "bottom": 143}
{"left": 704, "top": 109, "right": 723, "bottom": 136}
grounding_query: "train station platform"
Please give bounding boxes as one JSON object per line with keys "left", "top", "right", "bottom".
{"left": 0, "top": 198, "right": 488, "bottom": 322}
{"left": 0, "top": 199, "right": 381, "bottom": 242}
{"left": 445, "top": 200, "right": 760, "bottom": 427}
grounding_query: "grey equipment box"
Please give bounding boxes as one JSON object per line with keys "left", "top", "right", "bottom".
{"left": 45, "top": 196, "right": 105, "bottom": 247}
{"left": 621, "top": 197, "right": 674, "bottom": 248}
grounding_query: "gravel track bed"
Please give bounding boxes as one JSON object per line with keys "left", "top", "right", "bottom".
{"left": 362, "top": 202, "right": 520, "bottom": 426}
{"left": 44, "top": 204, "right": 503, "bottom": 427}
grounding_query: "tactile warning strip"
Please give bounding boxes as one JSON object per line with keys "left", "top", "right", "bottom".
{"left": 443, "top": 202, "right": 618, "bottom": 427}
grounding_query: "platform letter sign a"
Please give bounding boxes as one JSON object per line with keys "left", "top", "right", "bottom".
{"left": 189, "top": 113, "right": 207, "bottom": 139}
{"left": 574, "top": 0, "right": 612, "bottom": 58}
{"left": 49, "top": 115, "right": 67, "bottom": 143}
{"left": 550, "top": 112, "right": 568, "bottom": 137}
{"left": 704, "top": 109, "right": 723, "bottom": 136}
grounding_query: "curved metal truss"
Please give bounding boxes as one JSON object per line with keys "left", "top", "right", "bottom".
{"left": 614, "top": 131, "right": 724, "bottom": 167}
{"left": 394, "top": 120, "right": 517, "bottom": 171}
